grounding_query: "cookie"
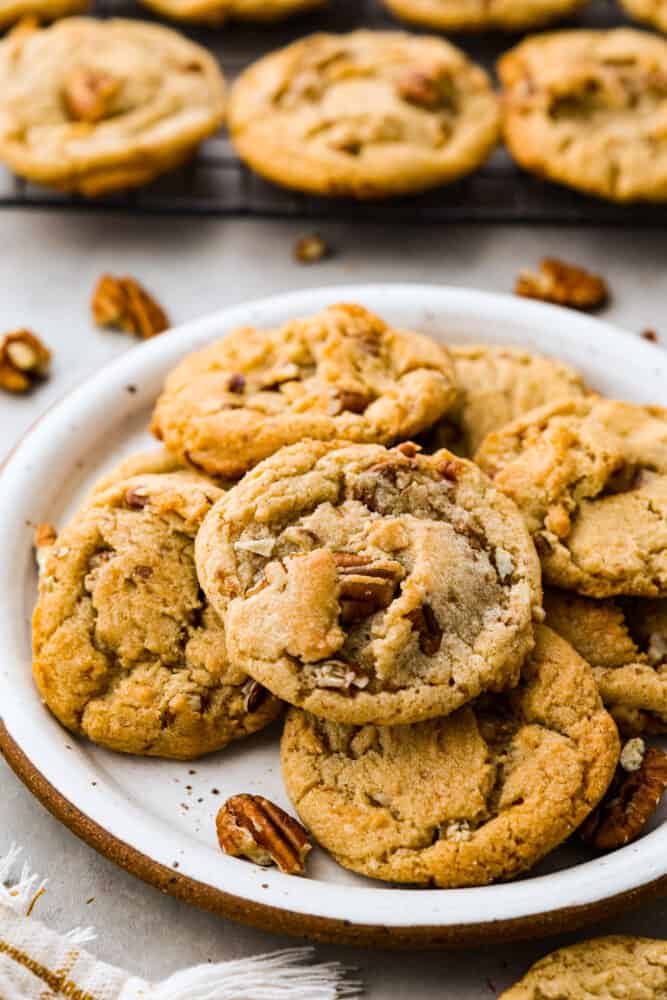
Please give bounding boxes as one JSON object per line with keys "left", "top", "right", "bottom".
{"left": 499, "top": 30, "right": 667, "bottom": 203}
{"left": 620, "top": 0, "right": 667, "bottom": 33}
{"left": 196, "top": 440, "right": 542, "bottom": 726}
{"left": 0, "top": 18, "right": 226, "bottom": 198}
{"left": 89, "top": 448, "right": 189, "bottom": 497}
{"left": 227, "top": 31, "right": 500, "bottom": 199}
{"left": 281, "top": 625, "right": 619, "bottom": 887}
{"left": 476, "top": 398, "right": 667, "bottom": 598}
{"left": 139, "top": 0, "right": 325, "bottom": 26}
{"left": 383, "top": 0, "right": 587, "bottom": 32}
{"left": 499, "top": 936, "right": 667, "bottom": 999}
{"left": 0, "top": 0, "right": 87, "bottom": 27}
{"left": 32, "top": 472, "right": 282, "bottom": 759}
{"left": 545, "top": 588, "right": 667, "bottom": 736}
{"left": 420, "top": 344, "right": 589, "bottom": 458}
{"left": 151, "top": 303, "right": 459, "bottom": 479}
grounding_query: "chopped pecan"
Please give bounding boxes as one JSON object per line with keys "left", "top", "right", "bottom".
{"left": 328, "top": 387, "right": 372, "bottom": 415}
{"left": 294, "top": 234, "right": 329, "bottom": 264}
{"left": 408, "top": 602, "right": 443, "bottom": 655}
{"left": 216, "top": 794, "right": 311, "bottom": 875}
{"left": 334, "top": 552, "right": 404, "bottom": 622}
{"left": 315, "top": 658, "right": 370, "bottom": 691}
{"left": 34, "top": 522, "right": 57, "bottom": 576}
{"left": 64, "top": 67, "right": 121, "bottom": 123}
{"left": 91, "top": 274, "right": 169, "bottom": 340}
{"left": 227, "top": 373, "right": 246, "bottom": 393}
{"left": 0, "top": 330, "right": 51, "bottom": 393}
{"left": 124, "top": 485, "right": 150, "bottom": 509}
{"left": 579, "top": 745, "right": 667, "bottom": 851}
{"left": 396, "top": 66, "right": 456, "bottom": 110}
{"left": 641, "top": 328, "right": 659, "bottom": 343}
{"left": 242, "top": 678, "right": 269, "bottom": 713}
{"left": 438, "top": 458, "right": 463, "bottom": 482}
{"left": 515, "top": 258, "right": 608, "bottom": 311}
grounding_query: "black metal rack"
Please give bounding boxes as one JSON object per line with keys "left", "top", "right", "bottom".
{"left": 1, "top": 0, "right": 664, "bottom": 222}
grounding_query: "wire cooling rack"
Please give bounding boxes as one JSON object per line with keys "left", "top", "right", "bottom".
{"left": 1, "top": 0, "right": 664, "bottom": 222}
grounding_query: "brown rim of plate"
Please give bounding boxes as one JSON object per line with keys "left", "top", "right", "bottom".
{"left": 2, "top": 718, "right": 667, "bottom": 947}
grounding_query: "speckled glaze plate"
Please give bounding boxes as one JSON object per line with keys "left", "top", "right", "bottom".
{"left": 2, "top": 284, "right": 667, "bottom": 949}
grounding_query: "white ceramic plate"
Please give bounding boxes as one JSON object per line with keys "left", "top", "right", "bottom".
{"left": 2, "top": 284, "right": 667, "bottom": 948}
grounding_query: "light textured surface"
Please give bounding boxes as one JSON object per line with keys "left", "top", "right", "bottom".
{"left": 2, "top": 212, "right": 667, "bottom": 994}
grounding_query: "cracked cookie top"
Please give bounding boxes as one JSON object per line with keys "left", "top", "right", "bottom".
{"left": 383, "top": 0, "right": 588, "bottom": 32}
{"left": 32, "top": 472, "right": 282, "bottom": 759}
{"left": 499, "top": 936, "right": 667, "bottom": 999}
{"left": 0, "top": 18, "right": 226, "bottom": 197}
{"left": 138, "top": 0, "right": 325, "bottom": 25}
{"left": 281, "top": 625, "right": 619, "bottom": 887}
{"left": 476, "top": 398, "right": 667, "bottom": 598}
{"left": 421, "top": 344, "right": 589, "bottom": 458}
{"left": 499, "top": 30, "right": 667, "bottom": 204}
{"left": 545, "top": 588, "right": 667, "bottom": 737}
{"left": 151, "top": 304, "right": 459, "bottom": 479}
{"left": 196, "top": 440, "right": 542, "bottom": 726}
{"left": 226, "top": 31, "right": 500, "bottom": 198}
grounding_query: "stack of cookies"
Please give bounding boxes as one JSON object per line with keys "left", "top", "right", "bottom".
{"left": 33, "top": 300, "right": 667, "bottom": 888}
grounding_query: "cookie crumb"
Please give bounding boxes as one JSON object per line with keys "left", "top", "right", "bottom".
{"left": 294, "top": 234, "right": 329, "bottom": 264}
{"left": 92, "top": 274, "right": 169, "bottom": 339}
{"left": 641, "top": 328, "right": 659, "bottom": 342}
{"left": 0, "top": 329, "right": 51, "bottom": 393}
{"left": 515, "top": 258, "right": 608, "bottom": 311}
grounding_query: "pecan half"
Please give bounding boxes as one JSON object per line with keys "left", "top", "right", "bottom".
{"left": 0, "top": 330, "right": 51, "bottom": 393}
{"left": 408, "top": 602, "right": 443, "bottom": 655}
{"left": 216, "top": 794, "right": 311, "bottom": 875}
{"left": 64, "top": 67, "right": 121, "bottom": 123}
{"left": 294, "top": 234, "right": 329, "bottom": 264}
{"left": 91, "top": 274, "right": 169, "bottom": 340}
{"left": 579, "top": 745, "right": 667, "bottom": 851}
{"left": 334, "top": 552, "right": 404, "bottom": 622}
{"left": 515, "top": 258, "right": 608, "bottom": 311}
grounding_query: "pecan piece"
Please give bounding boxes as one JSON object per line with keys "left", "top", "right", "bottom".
{"left": 227, "top": 373, "right": 246, "bottom": 393}
{"left": 408, "top": 602, "right": 443, "bottom": 655}
{"left": 579, "top": 744, "right": 667, "bottom": 851}
{"left": 328, "top": 387, "right": 373, "bottom": 415}
{"left": 334, "top": 553, "right": 404, "bottom": 622}
{"left": 64, "top": 67, "right": 121, "bottom": 123}
{"left": 294, "top": 234, "right": 329, "bottom": 264}
{"left": 396, "top": 67, "right": 456, "bottom": 110}
{"left": 91, "top": 274, "right": 169, "bottom": 340}
{"left": 216, "top": 794, "right": 311, "bottom": 875}
{"left": 124, "top": 485, "right": 150, "bottom": 509}
{"left": 641, "top": 328, "right": 659, "bottom": 343}
{"left": 515, "top": 258, "right": 608, "bottom": 311}
{"left": 34, "top": 522, "right": 57, "bottom": 576}
{"left": 0, "top": 330, "right": 51, "bottom": 393}
{"left": 315, "top": 658, "right": 370, "bottom": 691}
{"left": 242, "top": 678, "right": 269, "bottom": 714}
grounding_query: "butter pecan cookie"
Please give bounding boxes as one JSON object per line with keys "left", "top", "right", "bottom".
{"left": 0, "top": 18, "right": 226, "bottom": 197}
{"left": 227, "top": 31, "right": 500, "bottom": 198}
{"left": 281, "top": 625, "right": 618, "bottom": 886}
{"left": 421, "top": 344, "right": 589, "bottom": 457}
{"left": 499, "top": 30, "right": 667, "bottom": 203}
{"left": 383, "top": 0, "right": 587, "bottom": 32}
{"left": 151, "top": 304, "right": 458, "bottom": 479}
{"left": 499, "top": 936, "right": 667, "bottom": 999}
{"left": 476, "top": 398, "right": 667, "bottom": 598}
{"left": 32, "top": 472, "right": 281, "bottom": 759}
{"left": 545, "top": 588, "right": 667, "bottom": 736}
{"left": 0, "top": 0, "right": 87, "bottom": 27}
{"left": 196, "top": 440, "right": 542, "bottom": 726}
{"left": 139, "top": 0, "right": 325, "bottom": 25}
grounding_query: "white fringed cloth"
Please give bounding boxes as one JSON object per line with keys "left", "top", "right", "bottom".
{"left": 0, "top": 846, "right": 362, "bottom": 1000}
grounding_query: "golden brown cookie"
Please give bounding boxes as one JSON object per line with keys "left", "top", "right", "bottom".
{"left": 0, "top": 0, "right": 87, "bottom": 27}
{"left": 420, "top": 344, "right": 589, "bottom": 458}
{"left": 0, "top": 18, "right": 226, "bottom": 197}
{"left": 32, "top": 472, "right": 281, "bottom": 759}
{"left": 383, "top": 0, "right": 587, "bottom": 32}
{"left": 227, "top": 31, "right": 500, "bottom": 199}
{"left": 499, "top": 30, "right": 667, "bottom": 203}
{"left": 151, "top": 303, "right": 458, "bottom": 479}
{"left": 476, "top": 398, "right": 667, "bottom": 598}
{"left": 545, "top": 588, "right": 667, "bottom": 736}
{"left": 281, "top": 625, "right": 619, "bottom": 887}
{"left": 499, "top": 936, "right": 667, "bottom": 999}
{"left": 196, "top": 440, "right": 542, "bottom": 726}
{"left": 139, "top": 0, "right": 325, "bottom": 25}
{"left": 620, "top": 0, "right": 667, "bottom": 33}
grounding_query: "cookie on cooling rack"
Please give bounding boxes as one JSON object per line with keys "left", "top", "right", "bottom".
{"left": 499, "top": 29, "right": 667, "bottom": 203}
{"left": 227, "top": 30, "right": 500, "bottom": 199}
{"left": 382, "top": 0, "right": 588, "bottom": 32}
{"left": 0, "top": 18, "right": 226, "bottom": 197}
{"left": 281, "top": 626, "right": 619, "bottom": 886}
{"left": 138, "top": 0, "right": 326, "bottom": 26}
{"left": 32, "top": 472, "right": 282, "bottom": 759}
{"left": 0, "top": 0, "right": 87, "bottom": 27}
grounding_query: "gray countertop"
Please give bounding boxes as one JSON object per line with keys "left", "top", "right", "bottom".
{"left": 2, "top": 210, "right": 666, "bottom": 997}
